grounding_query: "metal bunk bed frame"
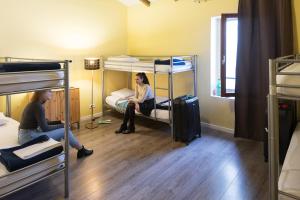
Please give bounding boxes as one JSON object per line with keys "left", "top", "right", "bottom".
{"left": 269, "top": 54, "right": 300, "bottom": 200}
{"left": 0, "top": 57, "right": 71, "bottom": 198}
{"left": 102, "top": 55, "right": 198, "bottom": 140}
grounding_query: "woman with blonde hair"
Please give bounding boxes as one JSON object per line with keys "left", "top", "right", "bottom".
{"left": 18, "top": 90, "right": 93, "bottom": 159}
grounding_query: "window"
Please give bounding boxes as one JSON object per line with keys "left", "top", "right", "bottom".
{"left": 221, "top": 14, "right": 238, "bottom": 97}
{"left": 211, "top": 14, "right": 238, "bottom": 97}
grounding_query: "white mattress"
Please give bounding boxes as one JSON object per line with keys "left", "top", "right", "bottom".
{"left": 105, "top": 95, "right": 170, "bottom": 121}
{"left": 0, "top": 71, "right": 64, "bottom": 94}
{"left": 277, "top": 63, "right": 300, "bottom": 96}
{"left": 0, "top": 116, "right": 64, "bottom": 196}
{"left": 279, "top": 123, "right": 300, "bottom": 198}
{"left": 104, "top": 60, "right": 192, "bottom": 73}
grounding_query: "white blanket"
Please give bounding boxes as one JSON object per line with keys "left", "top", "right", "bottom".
{"left": 13, "top": 138, "right": 62, "bottom": 160}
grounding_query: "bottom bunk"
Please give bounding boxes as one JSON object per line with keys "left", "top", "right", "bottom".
{"left": 279, "top": 122, "right": 300, "bottom": 199}
{"left": 105, "top": 95, "right": 171, "bottom": 122}
{"left": 0, "top": 113, "right": 65, "bottom": 197}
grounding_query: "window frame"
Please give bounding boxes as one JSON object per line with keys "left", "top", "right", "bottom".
{"left": 220, "top": 13, "right": 238, "bottom": 97}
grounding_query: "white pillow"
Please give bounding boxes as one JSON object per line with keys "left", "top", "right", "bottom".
{"left": 0, "top": 112, "right": 5, "bottom": 119}
{"left": 111, "top": 88, "right": 135, "bottom": 99}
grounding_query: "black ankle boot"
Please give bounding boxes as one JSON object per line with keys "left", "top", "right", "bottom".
{"left": 123, "top": 126, "right": 135, "bottom": 134}
{"left": 77, "top": 146, "right": 93, "bottom": 159}
{"left": 115, "top": 124, "right": 127, "bottom": 134}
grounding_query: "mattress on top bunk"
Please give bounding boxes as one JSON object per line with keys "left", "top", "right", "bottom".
{"left": 105, "top": 96, "right": 170, "bottom": 120}
{"left": 0, "top": 114, "right": 64, "bottom": 194}
{"left": 104, "top": 60, "right": 192, "bottom": 72}
{"left": 0, "top": 63, "right": 61, "bottom": 72}
{"left": 278, "top": 122, "right": 300, "bottom": 197}
{"left": 0, "top": 71, "right": 64, "bottom": 94}
{"left": 277, "top": 63, "right": 300, "bottom": 96}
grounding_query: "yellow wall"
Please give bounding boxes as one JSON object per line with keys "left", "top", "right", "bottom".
{"left": 293, "top": 0, "right": 300, "bottom": 53}
{"left": 0, "top": 0, "right": 128, "bottom": 120}
{"left": 127, "top": 0, "right": 238, "bottom": 129}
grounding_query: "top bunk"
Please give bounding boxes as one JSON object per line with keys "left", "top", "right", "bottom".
{"left": 0, "top": 57, "right": 71, "bottom": 96}
{"left": 270, "top": 54, "right": 300, "bottom": 100}
{"left": 104, "top": 55, "right": 196, "bottom": 74}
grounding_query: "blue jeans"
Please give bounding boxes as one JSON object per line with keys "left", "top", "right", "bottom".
{"left": 18, "top": 128, "right": 81, "bottom": 149}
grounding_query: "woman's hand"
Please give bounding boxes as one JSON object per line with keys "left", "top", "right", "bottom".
{"left": 135, "top": 102, "right": 140, "bottom": 112}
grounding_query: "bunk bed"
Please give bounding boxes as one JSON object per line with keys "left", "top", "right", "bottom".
{"left": 102, "top": 55, "right": 197, "bottom": 139}
{"left": 269, "top": 54, "right": 300, "bottom": 200}
{"left": 0, "top": 57, "right": 71, "bottom": 198}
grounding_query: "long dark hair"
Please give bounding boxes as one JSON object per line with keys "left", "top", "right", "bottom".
{"left": 136, "top": 72, "right": 150, "bottom": 85}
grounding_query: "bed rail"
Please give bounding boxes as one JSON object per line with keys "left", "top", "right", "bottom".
{"left": 0, "top": 57, "right": 71, "bottom": 198}
{"left": 268, "top": 54, "right": 300, "bottom": 200}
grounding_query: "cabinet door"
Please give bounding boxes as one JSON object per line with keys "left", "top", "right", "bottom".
{"left": 45, "top": 92, "right": 59, "bottom": 121}
{"left": 60, "top": 88, "right": 80, "bottom": 124}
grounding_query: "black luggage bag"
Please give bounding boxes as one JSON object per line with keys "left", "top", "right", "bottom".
{"left": 264, "top": 100, "right": 297, "bottom": 164}
{"left": 173, "top": 95, "right": 201, "bottom": 144}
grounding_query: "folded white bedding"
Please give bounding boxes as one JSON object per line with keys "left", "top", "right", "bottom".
{"left": 13, "top": 138, "right": 62, "bottom": 160}
{"left": 104, "top": 61, "right": 192, "bottom": 73}
{"left": 107, "top": 55, "right": 139, "bottom": 62}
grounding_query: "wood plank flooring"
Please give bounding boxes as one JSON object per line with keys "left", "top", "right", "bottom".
{"left": 4, "top": 112, "right": 269, "bottom": 200}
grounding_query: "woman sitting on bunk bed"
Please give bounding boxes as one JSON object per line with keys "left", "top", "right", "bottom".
{"left": 18, "top": 90, "right": 93, "bottom": 159}
{"left": 115, "top": 72, "right": 154, "bottom": 134}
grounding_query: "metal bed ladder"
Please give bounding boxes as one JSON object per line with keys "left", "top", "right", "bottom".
{"left": 153, "top": 57, "right": 175, "bottom": 140}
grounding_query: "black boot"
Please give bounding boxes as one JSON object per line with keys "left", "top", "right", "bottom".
{"left": 77, "top": 146, "right": 93, "bottom": 159}
{"left": 115, "top": 124, "right": 127, "bottom": 134}
{"left": 123, "top": 124, "right": 135, "bottom": 134}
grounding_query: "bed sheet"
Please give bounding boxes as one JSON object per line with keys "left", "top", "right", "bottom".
{"left": 105, "top": 96, "right": 170, "bottom": 120}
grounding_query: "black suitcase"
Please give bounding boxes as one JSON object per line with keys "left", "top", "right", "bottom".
{"left": 173, "top": 95, "right": 201, "bottom": 144}
{"left": 264, "top": 100, "right": 297, "bottom": 164}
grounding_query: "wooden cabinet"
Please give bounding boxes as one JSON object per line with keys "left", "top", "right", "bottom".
{"left": 29, "top": 88, "right": 80, "bottom": 128}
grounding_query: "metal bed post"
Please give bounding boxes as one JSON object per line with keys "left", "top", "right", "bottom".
{"left": 170, "top": 56, "right": 174, "bottom": 140}
{"left": 268, "top": 58, "right": 279, "bottom": 200}
{"left": 193, "top": 55, "right": 198, "bottom": 97}
{"left": 168, "top": 68, "right": 171, "bottom": 130}
{"left": 64, "top": 61, "right": 70, "bottom": 198}
{"left": 153, "top": 60, "right": 157, "bottom": 120}
{"left": 102, "top": 68, "right": 106, "bottom": 116}
{"left": 5, "top": 57, "right": 11, "bottom": 117}
{"left": 5, "top": 96, "right": 11, "bottom": 117}
{"left": 128, "top": 72, "right": 132, "bottom": 89}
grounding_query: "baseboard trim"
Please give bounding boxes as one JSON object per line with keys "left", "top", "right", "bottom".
{"left": 201, "top": 122, "right": 234, "bottom": 134}
{"left": 80, "top": 112, "right": 103, "bottom": 122}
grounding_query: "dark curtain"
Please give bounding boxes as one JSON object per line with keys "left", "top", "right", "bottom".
{"left": 234, "top": 0, "right": 293, "bottom": 141}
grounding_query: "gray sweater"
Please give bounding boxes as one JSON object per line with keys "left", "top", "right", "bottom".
{"left": 19, "top": 101, "right": 64, "bottom": 132}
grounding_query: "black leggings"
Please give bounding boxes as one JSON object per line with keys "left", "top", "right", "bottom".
{"left": 121, "top": 99, "right": 154, "bottom": 130}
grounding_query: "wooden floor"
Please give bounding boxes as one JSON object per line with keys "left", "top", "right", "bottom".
{"left": 5, "top": 113, "right": 269, "bottom": 200}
